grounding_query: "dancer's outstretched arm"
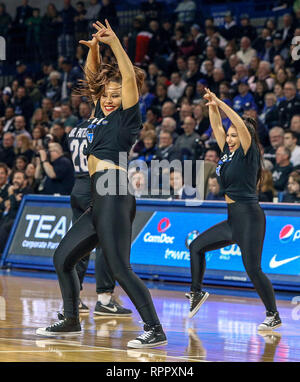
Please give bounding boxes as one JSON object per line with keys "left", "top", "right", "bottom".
{"left": 205, "top": 88, "right": 251, "bottom": 154}
{"left": 204, "top": 90, "right": 226, "bottom": 151}
{"left": 79, "top": 36, "right": 101, "bottom": 106}
{"left": 92, "top": 19, "right": 139, "bottom": 109}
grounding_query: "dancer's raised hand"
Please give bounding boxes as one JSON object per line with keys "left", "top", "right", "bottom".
{"left": 92, "top": 19, "right": 118, "bottom": 46}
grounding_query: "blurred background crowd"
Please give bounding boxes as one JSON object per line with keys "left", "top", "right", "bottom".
{"left": 1, "top": 0, "right": 300, "bottom": 252}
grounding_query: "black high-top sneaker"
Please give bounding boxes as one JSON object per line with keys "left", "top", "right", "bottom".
{"left": 257, "top": 311, "right": 282, "bottom": 331}
{"left": 94, "top": 297, "right": 132, "bottom": 317}
{"left": 187, "top": 291, "right": 209, "bottom": 318}
{"left": 127, "top": 324, "right": 167, "bottom": 348}
{"left": 36, "top": 313, "right": 81, "bottom": 337}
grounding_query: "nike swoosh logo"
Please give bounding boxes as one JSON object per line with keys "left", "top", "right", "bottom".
{"left": 269, "top": 254, "right": 300, "bottom": 269}
{"left": 103, "top": 305, "right": 117, "bottom": 312}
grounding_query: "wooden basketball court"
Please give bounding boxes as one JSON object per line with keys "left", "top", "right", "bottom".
{"left": 0, "top": 270, "right": 299, "bottom": 362}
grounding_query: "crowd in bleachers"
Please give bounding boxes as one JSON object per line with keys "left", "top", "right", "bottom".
{"left": 1, "top": 0, "right": 300, "bottom": 251}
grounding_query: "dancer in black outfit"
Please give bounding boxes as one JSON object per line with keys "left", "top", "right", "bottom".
{"left": 68, "top": 110, "right": 132, "bottom": 317}
{"left": 187, "top": 88, "right": 282, "bottom": 331}
{"left": 36, "top": 20, "right": 167, "bottom": 348}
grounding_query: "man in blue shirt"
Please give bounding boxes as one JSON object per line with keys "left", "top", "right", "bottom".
{"left": 233, "top": 79, "right": 257, "bottom": 115}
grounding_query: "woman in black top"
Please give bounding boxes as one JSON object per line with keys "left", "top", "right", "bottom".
{"left": 187, "top": 88, "right": 281, "bottom": 331}
{"left": 36, "top": 20, "right": 167, "bottom": 349}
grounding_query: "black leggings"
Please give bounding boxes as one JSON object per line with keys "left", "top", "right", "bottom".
{"left": 53, "top": 170, "right": 160, "bottom": 325}
{"left": 190, "top": 202, "right": 277, "bottom": 312}
{"left": 71, "top": 176, "right": 115, "bottom": 293}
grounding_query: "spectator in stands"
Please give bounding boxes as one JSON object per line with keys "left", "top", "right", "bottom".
{"left": 0, "top": 132, "right": 16, "bottom": 169}
{"left": 275, "top": 67, "right": 289, "bottom": 86}
{"left": 258, "top": 169, "right": 275, "bottom": 202}
{"left": 0, "top": 170, "right": 32, "bottom": 254}
{"left": 24, "top": 76, "right": 42, "bottom": 107}
{"left": 139, "top": 81, "right": 155, "bottom": 122}
{"left": 274, "top": 81, "right": 285, "bottom": 101}
{"left": 280, "top": 13, "right": 295, "bottom": 47}
{"left": 0, "top": 163, "right": 9, "bottom": 220}
{"left": 259, "top": 92, "right": 279, "bottom": 129}
{"left": 278, "top": 81, "right": 300, "bottom": 129}
{"left": 35, "top": 142, "right": 74, "bottom": 195}
{"left": 272, "top": 31, "right": 289, "bottom": 60}
{"left": 219, "top": 11, "right": 239, "bottom": 42}
{"left": 253, "top": 80, "right": 268, "bottom": 113}
{"left": 11, "top": 155, "right": 29, "bottom": 176}
{"left": 204, "top": 148, "right": 219, "bottom": 164}
{"left": 129, "top": 170, "right": 149, "bottom": 198}
{"left": 177, "top": 83, "right": 196, "bottom": 107}
{"left": 78, "top": 102, "right": 91, "bottom": 123}
{"left": 136, "top": 130, "right": 157, "bottom": 166}
{"left": 177, "top": 102, "right": 193, "bottom": 131}
{"left": 169, "top": 168, "right": 199, "bottom": 199}
{"left": 0, "top": 88, "right": 13, "bottom": 118}
{"left": 13, "top": 86, "right": 34, "bottom": 125}
{"left": 284, "top": 130, "right": 300, "bottom": 166}
{"left": 249, "top": 61, "right": 275, "bottom": 92}
{"left": 174, "top": 116, "right": 200, "bottom": 160}
{"left": 233, "top": 79, "right": 257, "bottom": 115}
{"left": 152, "top": 84, "right": 172, "bottom": 112}
{"left": 145, "top": 106, "right": 160, "bottom": 127}
{"left": 184, "top": 56, "right": 201, "bottom": 84}
{"left": 30, "top": 107, "right": 50, "bottom": 130}
{"left": 158, "top": 117, "right": 178, "bottom": 141}
{"left": 15, "top": 134, "right": 34, "bottom": 163}
{"left": 45, "top": 71, "right": 62, "bottom": 104}
{"left": 205, "top": 173, "right": 224, "bottom": 201}
{"left": 239, "top": 14, "right": 257, "bottom": 41}
{"left": 193, "top": 103, "right": 210, "bottom": 136}
{"left": 167, "top": 72, "right": 187, "bottom": 104}
{"left": 154, "top": 129, "right": 180, "bottom": 162}
{"left": 25, "top": 162, "right": 40, "bottom": 193}
{"left": 210, "top": 68, "right": 225, "bottom": 95}
{"left": 31, "top": 124, "right": 46, "bottom": 151}
{"left": 2, "top": 106, "right": 15, "bottom": 133}
{"left": 50, "top": 122, "right": 69, "bottom": 155}
{"left": 59, "top": 103, "right": 78, "bottom": 128}
{"left": 230, "top": 63, "right": 248, "bottom": 90}
{"left": 272, "top": 145, "right": 294, "bottom": 192}
{"left": 13, "top": 115, "right": 31, "bottom": 139}
{"left": 237, "top": 36, "right": 257, "bottom": 66}
{"left": 282, "top": 171, "right": 300, "bottom": 203}
{"left": 60, "top": 58, "right": 81, "bottom": 101}
{"left": 264, "top": 126, "right": 285, "bottom": 166}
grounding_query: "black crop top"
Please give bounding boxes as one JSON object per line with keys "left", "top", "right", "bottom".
{"left": 216, "top": 140, "right": 260, "bottom": 203}
{"left": 84, "top": 101, "right": 142, "bottom": 169}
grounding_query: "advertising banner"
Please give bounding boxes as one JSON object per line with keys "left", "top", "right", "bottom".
{"left": 2, "top": 195, "right": 300, "bottom": 290}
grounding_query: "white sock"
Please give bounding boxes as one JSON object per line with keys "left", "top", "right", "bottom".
{"left": 98, "top": 293, "right": 112, "bottom": 305}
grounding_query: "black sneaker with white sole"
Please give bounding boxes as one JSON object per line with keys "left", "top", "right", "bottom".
{"left": 78, "top": 299, "right": 89, "bottom": 314}
{"left": 127, "top": 324, "right": 167, "bottom": 349}
{"left": 36, "top": 314, "right": 81, "bottom": 337}
{"left": 94, "top": 298, "right": 132, "bottom": 317}
{"left": 257, "top": 311, "right": 282, "bottom": 331}
{"left": 187, "top": 291, "right": 209, "bottom": 318}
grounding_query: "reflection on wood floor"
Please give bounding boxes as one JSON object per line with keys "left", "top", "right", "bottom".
{"left": 0, "top": 272, "right": 299, "bottom": 362}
